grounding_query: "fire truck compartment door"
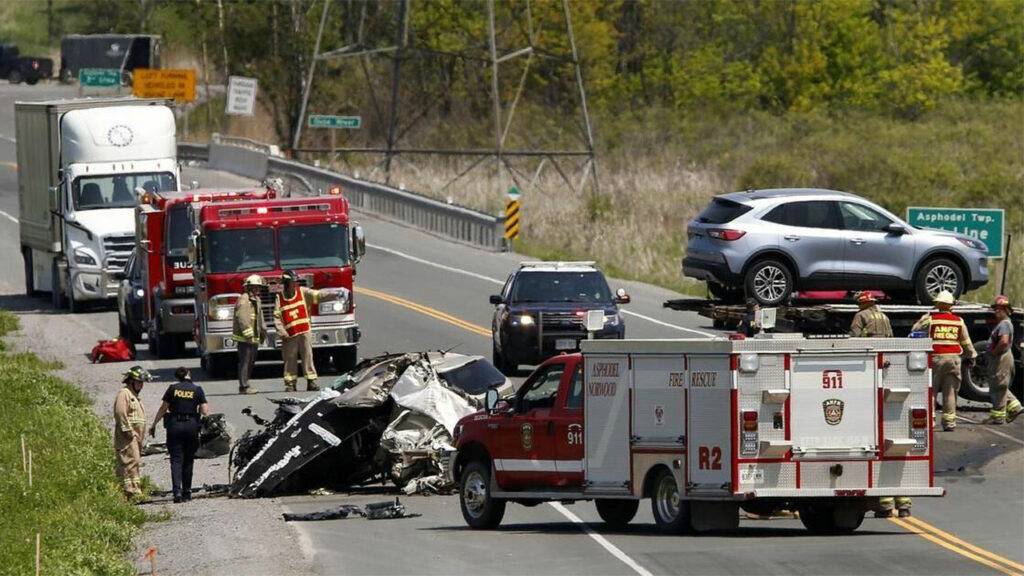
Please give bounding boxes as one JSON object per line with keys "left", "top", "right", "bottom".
{"left": 790, "top": 354, "right": 877, "bottom": 458}
{"left": 686, "top": 356, "right": 732, "bottom": 491}
{"left": 584, "top": 354, "right": 631, "bottom": 493}
{"left": 631, "top": 355, "right": 685, "bottom": 446}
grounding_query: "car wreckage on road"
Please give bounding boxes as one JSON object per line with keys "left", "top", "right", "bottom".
{"left": 230, "top": 351, "right": 513, "bottom": 497}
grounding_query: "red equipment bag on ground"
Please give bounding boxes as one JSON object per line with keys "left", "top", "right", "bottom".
{"left": 90, "top": 338, "right": 136, "bottom": 363}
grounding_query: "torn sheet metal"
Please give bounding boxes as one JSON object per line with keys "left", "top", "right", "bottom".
{"left": 282, "top": 498, "right": 418, "bottom": 522}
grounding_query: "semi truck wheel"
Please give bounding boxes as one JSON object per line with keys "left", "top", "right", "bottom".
{"left": 650, "top": 468, "right": 689, "bottom": 534}
{"left": 459, "top": 460, "right": 506, "bottom": 529}
{"left": 595, "top": 499, "right": 639, "bottom": 528}
{"left": 50, "top": 260, "right": 66, "bottom": 309}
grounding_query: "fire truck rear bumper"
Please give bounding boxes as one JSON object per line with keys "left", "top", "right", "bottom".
{"left": 735, "top": 487, "right": 945, "bottom": 499}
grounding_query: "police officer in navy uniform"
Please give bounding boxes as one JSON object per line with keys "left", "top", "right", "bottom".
{"left": 149, "top": 367, "right": 210, "bottom": 502}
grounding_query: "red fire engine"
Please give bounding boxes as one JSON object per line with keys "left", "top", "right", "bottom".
{"left": 452, "top": 336, "right": 942, "bottom": 534}
{"left": 131, "top": 187, "right": 275, "bottom": 357}
{"left": 187, "top": 193, "right": 365, "bottom": 377}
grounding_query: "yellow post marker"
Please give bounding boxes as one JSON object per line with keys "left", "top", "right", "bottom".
{"left": 504, "top": 186, "right": 521, "bottom": 241}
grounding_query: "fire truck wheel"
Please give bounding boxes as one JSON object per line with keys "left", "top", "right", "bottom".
{"left": 460, "top": 460, "right": 506, "bottom": 529}
{"left": 595, "top": 499, "right": 639, "bottom": 528}
{"left": 798, "top": 502, "right": 864, "bottom": 534}
{"left": 651, "top": 469, "right": 689, "bottom": 534}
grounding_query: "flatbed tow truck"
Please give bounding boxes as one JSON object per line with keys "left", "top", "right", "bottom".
{"left": 664, "top": 295, "right": 1023, "bottom": 402}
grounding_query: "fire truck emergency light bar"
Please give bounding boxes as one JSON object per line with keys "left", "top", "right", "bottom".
{"left": 217, "top": 203, "right": 331, "bottom": 218}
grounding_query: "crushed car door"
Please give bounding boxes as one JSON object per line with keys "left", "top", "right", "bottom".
{"left": 493, "top": 360, "right": 567, "bottom": 489}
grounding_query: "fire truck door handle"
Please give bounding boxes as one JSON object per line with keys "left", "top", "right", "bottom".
{"left": 677, "top": 435, "right": 686, "bottom": 444}
{"left": 546, "top": 421, "right": 555, "bottom": 436}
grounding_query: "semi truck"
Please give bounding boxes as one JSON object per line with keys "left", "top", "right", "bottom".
{"left": 17, "top": 97, "right": 179, "bottom": 311}
{"left": 452, "top": 336, "right": 942, "bottom": 534}
{"left": 127, "top": 187, "right": 276, "bottom": 357}
{"left": 60, "top": 34, "right": 161, "bottom": 84}
{"left": 188, "top": 194, "right": 365, "bottom": 377}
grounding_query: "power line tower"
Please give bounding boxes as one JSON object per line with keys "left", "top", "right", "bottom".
{"left": 292, "top": 0, "right": 598, "bottom": 204}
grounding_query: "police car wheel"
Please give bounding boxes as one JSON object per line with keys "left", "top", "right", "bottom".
{"left": 460, "top": 460, "right": 506, "bottom": 529}
{"left": 595, "top": 499, "right": 639, "bottom": 528}
{"left": 651, "top": 469, "right": 689, "bottom": 534}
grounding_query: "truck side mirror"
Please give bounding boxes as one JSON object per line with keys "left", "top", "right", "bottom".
{"left": 187, "top": 231, "right": 200, "bottom": 264}
{"left": 49, "top": 185, "right": 61, "bottom": 211}
{"left": 485, "top": 388, "right": 499, "bottom": 413}
{"left": 614, "top": 288, "right": 631, "bottom": 305}
{"left": 351, "top": 224, "right": 366, "bottom": 263}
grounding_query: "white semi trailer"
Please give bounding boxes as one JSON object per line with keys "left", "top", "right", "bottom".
{"left": 17, "top": 97, "right": 179, "bottom": 311}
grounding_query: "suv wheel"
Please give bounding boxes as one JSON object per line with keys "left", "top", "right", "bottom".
{"left": 744, "top": 259, "right": 793, "bottom": 306}
{"left": 915, "top": 258, "right": 963, "bottom": 304}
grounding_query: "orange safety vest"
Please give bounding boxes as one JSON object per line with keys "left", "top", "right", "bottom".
{"left": 278, "top": 288, "right": 312, "bottom": 337}
{"left": 925, "top": 312, "right": 966, "bottom": 356}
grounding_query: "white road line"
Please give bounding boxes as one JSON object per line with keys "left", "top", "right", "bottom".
{"left": 549, "top": 502, "right": 654, "bottom": 576}
{"left": 956, "top": 415, "right": 1024, "bottom": 446}
{"left": 0, "top": 209, "right": 17, "bottom": 224}
{"left": 367, "top": 242, "right": 716, "bottom": 337}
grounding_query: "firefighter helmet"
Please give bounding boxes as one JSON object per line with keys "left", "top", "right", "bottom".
{"left": 281, "top": 269, "right": 298, "bottom": 282}
{"left": 244, "top": 274, "right": 265, "bottom": 287}
{"left": 856, "top": 291, "right": 877, "bottom": 304}
{"left": 122, "top": 365, "right": 152, "bottom": 384}
{"left": 992, "top": 295, "right": 1011, "bottom": 310}
{"left": 933, "top": 290, "right": 955, "bottom": 306}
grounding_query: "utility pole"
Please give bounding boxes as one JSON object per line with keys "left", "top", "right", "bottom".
{"left": 383, "top": 0, "right": 409, "bottom": 183}
{"left": 292, "top": 0, "right": 331, "bottom": 152}
{"left": 487, "top": 0, "right": 503, "bottom": 192}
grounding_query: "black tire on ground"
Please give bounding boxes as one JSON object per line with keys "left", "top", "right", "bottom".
{"left": 595, "top": 499, "right": 639, "bottom": 528}
{"left": 650, "top": 468, "right": 689, "bottom": 534}
{"left": 22, "top": 247, "right": 35, "bottom": 296}
{"left": 798, "top": 502, "right": 864, "bottom": 535}
{"left": 8, "top": 69, "right": 22, "bottom": 84}
{"left": 960, "top": 340, "right": 992, "bottom": 403}
{"left": 914, "top": 258, "right": 964, "bottom": 305}
{"left": 708, "top": 282, "right": 743, "bottom": 303}
{"left": 50, "top": 260, "right": 66, "bottom": 310}
{"left": 26, "top": 76, "right": 38, "bottom": 85}
{"left": 459, "top": 460, "right": 506, "bottom": 529}
{"left": 744, "top": 259, "right": 794, "bottom": 307}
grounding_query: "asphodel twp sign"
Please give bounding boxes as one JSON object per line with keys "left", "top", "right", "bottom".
{"left": 906, "top": 207, "right": 1005, "bottom": 259}
{"left": 132, "top": 68, "right": 196, "bottom": 102}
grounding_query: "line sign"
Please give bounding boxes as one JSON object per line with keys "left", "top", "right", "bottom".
{"left": 308, "top": 115, "right": 361, "bottom": 129}
{"left": 225, "top": 75, "right": 258, "bottom": 116}
{"left": 906, "top": 207, "right": 1005, "bottom": 258}
{"left": 132, "top": 68, "right": 196, "bottom": 102}
{"left": 79, "top": 68, "right": 121, "bottom": 87}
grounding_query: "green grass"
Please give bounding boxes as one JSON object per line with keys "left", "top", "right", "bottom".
{"left": 0, "top": 311, "right": 145, "bottom": 576}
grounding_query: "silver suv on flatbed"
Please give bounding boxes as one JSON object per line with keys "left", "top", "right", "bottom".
{"left": 683, "top": 188, "right": 989, "bottom": 305}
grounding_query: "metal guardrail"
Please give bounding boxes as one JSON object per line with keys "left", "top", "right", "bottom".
{"left": 178, "top": 142, "right": 507, "bottom": 251}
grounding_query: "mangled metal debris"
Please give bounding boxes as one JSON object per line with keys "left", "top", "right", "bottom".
{"left": 230, "top": 351, "right": 512, "bottom": 498}
{"left": 142, "top": 414, "right": 232, "bottom": 458}
{"left": 282, "top": 498, "right": 418, "bottom": 522}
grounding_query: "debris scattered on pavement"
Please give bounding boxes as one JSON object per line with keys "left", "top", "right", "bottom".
{"left": 141, "top": 414, "right": 233, "bottom": 459}
{"left": 145, "top": 483, "right": 231, "bottom": 502}
{"left": 230, "top": 351, "right": 512, "bottom": 498}
{"left": 282, "top": 498, "right": 419, "bottom": 522}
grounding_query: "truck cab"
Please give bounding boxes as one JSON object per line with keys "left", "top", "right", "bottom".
{"left": 188, "top": 194, "right": 366, "bottom": 377}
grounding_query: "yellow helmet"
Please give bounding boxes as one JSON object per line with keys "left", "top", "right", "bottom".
{"left": 244, "top": 274, "right": 265, "bottom": 287}
{"left": 933, "top": 290, "right": 955, "bottom": 306}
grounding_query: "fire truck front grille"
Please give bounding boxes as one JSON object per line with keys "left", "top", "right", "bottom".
{"left": 539, "top": 311, "right": 583, "bottom": 330}
{"left": 103, "top": 234, "right": 135, "bottom": 273}
{"left": 256, "top": 280, "right": 309, "bottom": 328}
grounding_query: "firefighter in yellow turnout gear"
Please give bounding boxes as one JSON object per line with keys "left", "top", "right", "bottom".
{"left": 986, "top": 296, "right": 1021, "bottom": 424}
{"left": 911, "top": 290, "right": 977, "bottom": 432}
{"left": 274, "top": 270, "right": 340, "bottom": 392}
{"left": 849, "top": 292, "right": 892, "bottom": 337}
{"left": 113, "top": 366, "right": 151, "bottom": 498}
{"left": 234, "top": 274, "right": 267, "bottom": 394}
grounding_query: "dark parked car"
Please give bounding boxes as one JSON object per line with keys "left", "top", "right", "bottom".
{"left": 489, "top": 261, "right": 629, "bottom": 374}
{"left": 0, "top": 44, "right": 53, "bottom": 85}
{"left": 117, "top": 250, "right": 146, "bottom": 343}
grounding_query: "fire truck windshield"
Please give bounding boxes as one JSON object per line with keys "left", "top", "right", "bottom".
{"left": 279, "top": 223, "right": 350, "bottom": 269}
{"left": 206, "top": 228, "right": 276, "bottom": 273}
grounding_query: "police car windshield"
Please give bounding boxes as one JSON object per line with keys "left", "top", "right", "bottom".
{"left": 512, "top": 271, "right": 612, "bottom": 304}
{"left": 206, "top": 228, "right": 275, "bottom": 273}
{"left": 279, "top": 224, "right": 349, "bottom": 269}
{"left": 72, "top": 172, "right": 176, "bottom": 211}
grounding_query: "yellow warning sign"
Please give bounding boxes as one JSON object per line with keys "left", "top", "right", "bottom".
{"left": 504, "top": 198, "right": 520, "bottom": 240}
{"left": 132, "top": 68, "right": 196, "bottom": 102}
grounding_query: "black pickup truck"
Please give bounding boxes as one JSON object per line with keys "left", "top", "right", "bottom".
{"left": 0, "top": 44, "right": 53, "bottom": 85}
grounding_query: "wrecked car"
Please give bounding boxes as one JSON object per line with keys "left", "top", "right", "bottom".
{"left": 230, "top": 351, "right": 512, "bottom": 498}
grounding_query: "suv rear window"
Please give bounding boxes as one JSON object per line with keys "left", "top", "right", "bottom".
{"left": 696, "top": 198, "right": 753, "bottom": 224}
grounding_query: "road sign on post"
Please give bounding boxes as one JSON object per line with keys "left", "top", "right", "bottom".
{"left": 504, "top": 186, "right": 521, "bottom": 241}
{"left": 132, "top": 68, "right": 196, "bottom": 102}
{"left": 308, "top": 115, "right": 362, "bottom": 129}
{"left": 225, "top": 75, "right": 258, "bottom": 116}
{"left": 78, "top": 68, "right": 121, "bottom": 87}
{"left": 906, "top": 207, "right": 1005, "bottom": 258}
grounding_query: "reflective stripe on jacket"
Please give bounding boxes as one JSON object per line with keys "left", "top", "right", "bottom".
{"left": 232, "top": 295, "right": 265, "bottom": 344}
{"left": 275, "top": 287, "right": 315, "bottom": 337}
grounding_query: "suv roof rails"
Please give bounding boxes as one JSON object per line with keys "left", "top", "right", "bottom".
{"left": 519, "top": 261, "right": 597, "bottom": 269}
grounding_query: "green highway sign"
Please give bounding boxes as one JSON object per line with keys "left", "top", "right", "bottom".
{"left": 906, "top": 206, "right": 1005, "bottom": 258}
{"left": 79, "top": 68, "right": 121, "bottom": 87}
{"left": 308, "top": 115, "right": 361, "bottom": 129}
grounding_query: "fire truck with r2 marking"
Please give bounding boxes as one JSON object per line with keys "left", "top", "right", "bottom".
{"left": 451, "top": 335, "right": 942, "bottom": 533}
{"left": 187, "top": 192, "right": 366, "bottom": 377}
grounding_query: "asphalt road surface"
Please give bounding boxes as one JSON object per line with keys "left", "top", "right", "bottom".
{"left": 1, "top": 83, "right": 1021, "bottom": 576}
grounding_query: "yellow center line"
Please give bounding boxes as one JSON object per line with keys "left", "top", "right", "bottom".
{"left": 899, "top": 516, "right": 1024, "bottom": 572}
{"left": 359, "top": 286, "right": 491, "bottom": 338}
{"left": 890, "top": 518, "right": 1022, "bottom": 576}
{"left": 359, "top": 284, "right": 1020, "bottom": 575}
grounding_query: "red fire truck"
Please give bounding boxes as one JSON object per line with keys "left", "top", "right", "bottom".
{"left": 129, "top": 187, "right": 275, "bottom": 357}
{"left": 452, "top": 336, "right": 942, "bottom": 534}
{"left": 187, "top": 194, "right": 365, "bottom": 377}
